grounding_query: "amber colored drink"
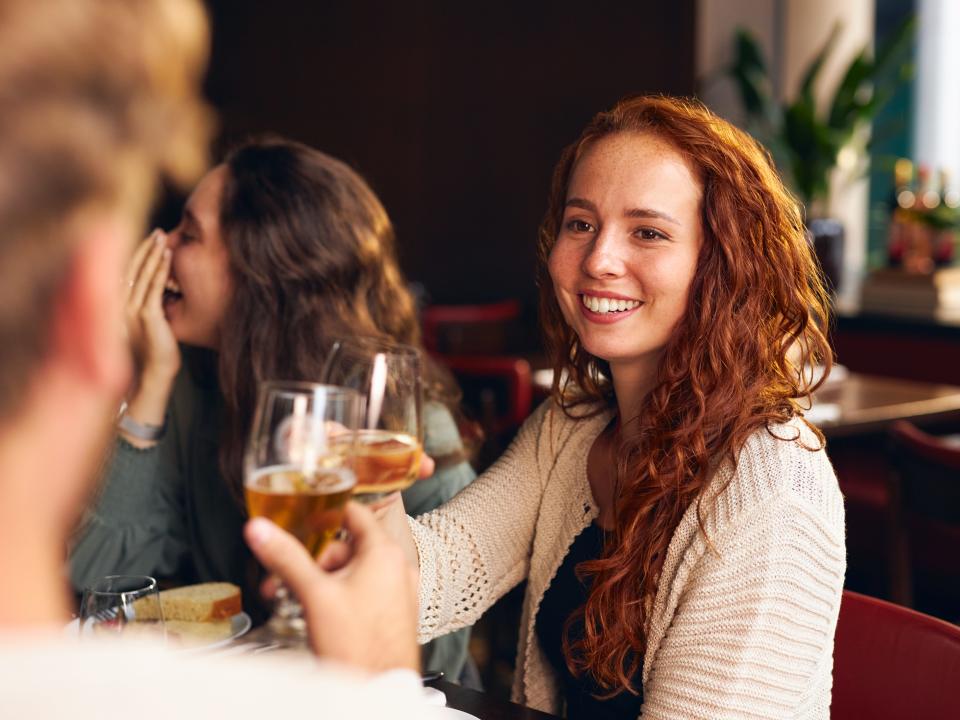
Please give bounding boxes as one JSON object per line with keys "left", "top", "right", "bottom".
{"left": 244, "top": 465, "right": 355, "bottom": 557}
{"left": 348, "top": 429, "right": 422, "bottom": 495}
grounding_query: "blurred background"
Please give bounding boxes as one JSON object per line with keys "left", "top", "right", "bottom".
{"left": 181, "top": 0, "right": 958, "bottom": 697}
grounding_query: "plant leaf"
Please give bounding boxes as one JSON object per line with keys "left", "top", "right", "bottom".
{"left": 799, "top": 22, "right": 842, "bottom": 109}
{"left": 729, "top": 29, "right": 773, "bottom": 119}
{"left": 827, "top": 52, "right": 873, "bottom": 130}
{"left": 873, "top": 15, "right": 916, "bottom": 78}
{"left": 828, "top": 15, "right": 915, "bottom": 129}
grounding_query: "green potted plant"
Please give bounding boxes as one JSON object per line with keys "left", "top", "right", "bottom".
{"left": 727, "top": 19, "right": 914, "bottom": 291}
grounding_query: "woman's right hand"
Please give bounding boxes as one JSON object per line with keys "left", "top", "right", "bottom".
{"left": 120, "top": 230, "right": 180, "bottom": 446}
{"left": 367, "top": 492, "right": 421, "bottom": 572}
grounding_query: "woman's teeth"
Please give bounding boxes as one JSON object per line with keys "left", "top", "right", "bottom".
{"left": 162, "top": 277, "right": 183, "bottom": 302}
{"left": 581, "top": 294, "right": 641, "bottom": 314}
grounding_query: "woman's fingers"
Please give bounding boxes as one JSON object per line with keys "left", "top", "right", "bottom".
{"left": 128, "top": 231, "right": 166, "bottom": 310}
{"left": 125, "top": 230, "right": 162, "bottom": 296}
{"left": 417, "top": 453, "right": 436, "bottom": 479}
{"left": 340, "top": 501, "right": 392, "bottom": 559}
{"left": 143, "top": 247, "right": 171, "bottom": 318}
{"left": 367, "top": 492, "right": 405, "bottom": 522}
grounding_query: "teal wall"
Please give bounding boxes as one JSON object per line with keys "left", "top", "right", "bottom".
{"left": 867, "top": 0, "right": 916, "bottom": 269}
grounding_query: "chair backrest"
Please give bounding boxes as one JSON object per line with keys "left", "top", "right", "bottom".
{"left": 421, "top": 301, "right": 534, "bottom": 454}
{"left": 439, "top": 354, "right": 532, "bottom": 434}
{"left": 832, "top": 590, "right": 960, "bottom": 719}
{"left": 886, "top": 420, "right": 960, "bottom": 606}
{"left": 421, "top": 300, "right": 522, "bottom": 355}
{"left": 889, "top": 420, "right": 960, "bottom": 525}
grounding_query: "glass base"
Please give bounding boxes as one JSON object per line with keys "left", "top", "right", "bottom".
{"left": 265, "top": 585, "right": 308, "bottom": 646}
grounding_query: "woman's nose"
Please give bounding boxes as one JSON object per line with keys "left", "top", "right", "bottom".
{"left": 581, "top": 230, "right": 625, "bottom": 279}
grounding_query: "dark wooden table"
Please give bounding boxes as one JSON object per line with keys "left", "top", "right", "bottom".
{"left": 814, "top": 372, "right": 960, "bottom": 438}
{"left": 429, "top": 679, "right": 561, "bottom": 719}
{"left": 533, "top": 367, "right": 960, "bottom": 438}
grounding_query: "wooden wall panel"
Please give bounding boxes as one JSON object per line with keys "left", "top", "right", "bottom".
{"left": 201, "top": 1, "right": 696, "bottom": 340}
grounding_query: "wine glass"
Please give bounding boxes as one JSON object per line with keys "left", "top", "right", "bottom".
{"left": 322, "top": 338, "right": 424, "bottom": 502}
{"left": 79, "top": 575, "right": 165, "bottom": 641}
{"left": 244, "top": 381, "right": 360, "bottom": 640}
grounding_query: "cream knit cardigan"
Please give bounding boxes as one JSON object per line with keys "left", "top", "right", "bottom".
{"left": 409, "top": 400, "right": 846, "bottom": 718}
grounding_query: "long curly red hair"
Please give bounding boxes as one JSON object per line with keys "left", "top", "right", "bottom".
{"left": 536, "top": 95, "right": 833, "bottom": 695}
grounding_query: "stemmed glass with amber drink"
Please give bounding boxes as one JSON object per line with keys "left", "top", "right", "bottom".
{"left": 244, "top": 381, "right": 360, "bottom": 639}
{"left": 322, "top": 338, "right": 423, "bottom": 501}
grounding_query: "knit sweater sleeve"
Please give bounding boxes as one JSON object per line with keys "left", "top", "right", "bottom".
{"left": 641, "top": 433, "right": 846, "bottom": 719}
{"left": 408, "top": 400, "right": 557, "bottom": 643}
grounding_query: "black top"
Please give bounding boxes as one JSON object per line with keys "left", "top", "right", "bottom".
{"left": 535, "top": 523, "right": 643, "bottom": 719}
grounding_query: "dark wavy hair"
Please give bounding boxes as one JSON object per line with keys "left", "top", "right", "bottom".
{"left": 215, "top": 138, "right": 448, "bottom": 499}
{"left": 536, "top": 96, "right": 832, "bottom": 695}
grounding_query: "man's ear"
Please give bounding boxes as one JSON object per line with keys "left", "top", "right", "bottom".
{"left": 49, "top": 219, "right": 131, "bottom": 397}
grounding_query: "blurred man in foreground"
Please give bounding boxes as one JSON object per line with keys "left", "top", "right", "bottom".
{"left": 0, "top": 1, "right": 424, "bottom": 715}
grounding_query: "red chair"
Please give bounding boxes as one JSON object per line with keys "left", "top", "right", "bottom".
{"left": 421, "top": 300, "right": 522, "bottom": 355}
{"left": 421, "top": 301, "right": 533, "bottom": 469}
{"left": 439, "top": 354, "right": 532, "bottom": 436}
{"left": 832, "top": 590, "right": 960, "bottom": 719}
{"left": 887, "top": 420, "right": 960, "bottom": 611}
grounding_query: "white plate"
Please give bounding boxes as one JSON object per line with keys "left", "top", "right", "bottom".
{"left": 65, "top": 612, "right": 252, "bottom": 652}
{"left": 178, "top": 612, "right": 252, "bottom": 652}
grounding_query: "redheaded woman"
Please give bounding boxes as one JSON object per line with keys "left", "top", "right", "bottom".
{"left": 384, "top": 95, "right": 844, "bottom": 718}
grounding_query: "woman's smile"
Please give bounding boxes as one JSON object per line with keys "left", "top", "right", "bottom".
{"left": 578, "top": 292, "right": 643, "bottom": 323}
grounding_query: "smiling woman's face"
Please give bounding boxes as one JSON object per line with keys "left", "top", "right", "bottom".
{"left": 162, "top": 164, "right": 233, "bottom": 349}
{"left": 548, "top": 131, "right": 704, "bottom": 377}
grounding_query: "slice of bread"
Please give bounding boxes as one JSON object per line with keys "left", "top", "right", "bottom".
{"left": 133, "top": 582, "right": 241, "bottom": 622}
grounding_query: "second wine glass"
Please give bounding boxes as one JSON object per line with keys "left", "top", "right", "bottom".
{"left": 323, "top": 338, "right": 424, "bottom": 502}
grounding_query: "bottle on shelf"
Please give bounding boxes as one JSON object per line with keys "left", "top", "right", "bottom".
{"left": 918, "top": 164, "right": 941, "bottom": 210}
{"left": 887, "top": 158, "right": 913, "bottom": 266}
{"left": 903, "top": 163, "right": 935, "bottom": 273}
{"left": 935, "top": 168, "right": 957, "bottom": 266}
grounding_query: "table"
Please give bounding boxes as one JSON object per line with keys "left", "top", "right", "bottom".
{"left": 814, "top": 372, "right": 960, "bottom": 438}
{"left": 814, "top": 372, "right": 960, "bottom": 597}
{"left": 533, "top": 366, "right": 960, "bottom": 438}
{"left": 428, "top": 679, "right": 561, "bottom": 720}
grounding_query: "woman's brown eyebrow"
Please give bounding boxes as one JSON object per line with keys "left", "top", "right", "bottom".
{"left": 623, "top": 207, "right": 680, "bottom": 225}
{"left": 566, "top": 196, "right": 680, "bottom": 225}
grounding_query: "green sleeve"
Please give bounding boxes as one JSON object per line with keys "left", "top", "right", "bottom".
{"left": 401, "top": 401, "right": 476, "bottom": 516}
{"left": 69, "top": 434, "right": 189, "bottom": 592}
{"left": 69, "top": 383, "right": 191, "bottom": 592}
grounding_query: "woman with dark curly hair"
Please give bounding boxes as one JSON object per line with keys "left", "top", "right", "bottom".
{"left": 69, "top": 138, "right": 476, "bottom": 680}
{"left": 381, "top": 95, "right": 845, "bottom": 718}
